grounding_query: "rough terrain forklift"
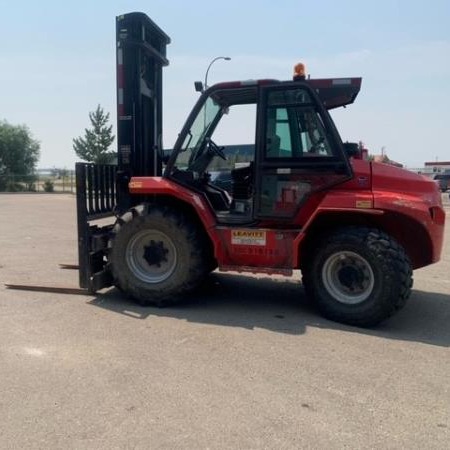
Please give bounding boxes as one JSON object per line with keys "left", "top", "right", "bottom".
{"left": 76, "top": 12, "right": 445, "bottom": 327}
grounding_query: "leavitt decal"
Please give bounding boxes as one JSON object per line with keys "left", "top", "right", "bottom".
{"left": 231, "top": 230, "right": 266, "bottom": 246}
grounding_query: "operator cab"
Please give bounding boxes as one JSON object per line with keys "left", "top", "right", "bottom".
{"left": 165, "top": 72, "right": 361, "bottom": 224}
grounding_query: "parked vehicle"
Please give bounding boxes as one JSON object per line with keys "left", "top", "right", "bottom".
{"left": 76, "top": 12, "right": 445, "bottom": 327}
{"left": 433, "top": 173, "right": 450, "bottom": 192}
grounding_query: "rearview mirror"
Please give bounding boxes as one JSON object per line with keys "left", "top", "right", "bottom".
{"left": 194, "top": 81, "right": 204, "bottom": 92}
{"left": 343, "top": 142, "right": 360, "bottom": 158}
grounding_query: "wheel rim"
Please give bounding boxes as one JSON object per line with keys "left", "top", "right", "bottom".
{"left": 322, "top": 251, "right": 374, "bottom": 304}
{"left": 126, "top": 229, "right": 177, "bottom": 283}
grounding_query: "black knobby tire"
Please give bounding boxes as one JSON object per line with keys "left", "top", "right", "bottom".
{"left": 109, "top": 205, "right": 210, "bottom": 306}
{"left": 302, "top": 227, "right": 413, "bottom": 327}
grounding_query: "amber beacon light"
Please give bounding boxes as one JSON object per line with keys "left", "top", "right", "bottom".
{"left": 293, "top": 62, "right": 306, "bottom": 80}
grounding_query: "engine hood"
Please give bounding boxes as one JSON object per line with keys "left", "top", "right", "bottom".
{"left": 371, "top": 162, "right": 442, "bottom": 207}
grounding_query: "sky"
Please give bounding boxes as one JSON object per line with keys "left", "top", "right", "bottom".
{"left": 0, "top": 0, "right": 449, "bottom": 170}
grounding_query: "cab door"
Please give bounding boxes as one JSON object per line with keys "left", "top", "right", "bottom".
{"left": 254, "top": 82, "right": 353, "bottom": 220}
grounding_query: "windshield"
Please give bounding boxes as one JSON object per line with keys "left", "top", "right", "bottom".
{"left": 175, "top": 96, "right": 221, "bottom": 169}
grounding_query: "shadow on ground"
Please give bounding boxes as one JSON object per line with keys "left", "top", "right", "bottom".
{"left": 88, "top": 272, "right": 450, "bottom": 347}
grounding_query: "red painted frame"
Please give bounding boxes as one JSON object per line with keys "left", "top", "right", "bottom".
{"left": 128, "top": 158, "right": 445, "bottom": 275}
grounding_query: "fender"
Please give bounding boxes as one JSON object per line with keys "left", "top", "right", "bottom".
{"left": 129, "top": 176, "right": 217, "bottom": 229}
{"left": 294, "top": 189, "right": 383, "bottom": 266}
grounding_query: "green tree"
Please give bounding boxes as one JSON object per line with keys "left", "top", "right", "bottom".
{"left": 0, "top": 120, "right": 40, "bottom": 191}
{"left": 73, "top": 105, "right": 115, "bottom": 164}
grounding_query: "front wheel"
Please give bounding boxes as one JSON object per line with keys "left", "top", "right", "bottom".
{"left": 302, "top": 227, "right": 413, "bottom": 327}
{"left": 109, "top": 205, "right": 211, "bottom": 306}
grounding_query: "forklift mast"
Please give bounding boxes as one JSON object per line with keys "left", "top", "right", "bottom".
{"left": 76, "top": 13, "right": 170, "bottom": 291}
{"left": 115, "top": 12, "right": 170, "bottom": 211}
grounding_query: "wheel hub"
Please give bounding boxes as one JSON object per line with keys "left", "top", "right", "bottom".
{"left": 337, "top": 262, "right": 367, "bottom": 292}
{"left": 143, "top": 240, "right": 169, "bottom": 267}
{"left": 126, "top": 229, "right": 177, "bottom": 284}
{"left": 322, "top": 251, "right": 375, "bottom": 304}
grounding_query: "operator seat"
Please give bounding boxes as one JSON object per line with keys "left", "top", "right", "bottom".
{"left": 266, "top": 134, "right": 281, "bottom": 158}
{"left": 231, "top": 162, "right": 253, "bottom": 200}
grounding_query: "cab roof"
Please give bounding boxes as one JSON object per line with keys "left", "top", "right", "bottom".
{"left": 208, "top": 77, "right": 362, "bottom": 110}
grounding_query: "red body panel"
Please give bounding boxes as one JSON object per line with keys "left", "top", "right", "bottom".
{"left": 370, "top": 163, "right": 445, "bottom": 263}
{"left": 129, "top": 159, "right": 445, "bottom": 273}
{"left": 216, "top": 228, "right": 299, "bottom": 275}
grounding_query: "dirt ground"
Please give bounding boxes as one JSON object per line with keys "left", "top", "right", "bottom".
{"left": 0, "top": 194, "right": 449, "bottom": 449}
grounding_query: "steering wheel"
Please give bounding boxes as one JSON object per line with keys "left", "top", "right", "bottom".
{"left": 206, "top": 138, "right": 227, "bottom": 160}
{"left": 309, "top": 136, "right": 325, "bottom": 154}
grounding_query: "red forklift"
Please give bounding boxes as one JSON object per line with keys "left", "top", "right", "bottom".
{"left": 76, "top": 12, "right": 445, "bottom": 327}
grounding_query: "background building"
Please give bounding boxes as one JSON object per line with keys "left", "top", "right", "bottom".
{"left": 424, "top": 161, "right": 450, "bottom": 174}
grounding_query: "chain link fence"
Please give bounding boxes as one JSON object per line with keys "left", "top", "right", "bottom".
{"left": 0, "top": 171, "right": 75, "bottom": 193}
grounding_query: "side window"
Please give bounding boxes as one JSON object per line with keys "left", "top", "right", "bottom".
{"left": 297, "top": 108, "right": 333, "bottom": 157}
{"left": 209, "top": 103, "right": 256, "bottom": 171}
{"left": 264, "top": 89, "right": 334, "bottom": 159}
{"left": 266, "top": 108, "right": 292, "bottom": 158}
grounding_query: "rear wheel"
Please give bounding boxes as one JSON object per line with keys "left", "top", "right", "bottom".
{"left": 302, "top": 227, "right": 412, "bottom": 327}
{"left": 109, "top": 205, "right": 210, "bottom": 306}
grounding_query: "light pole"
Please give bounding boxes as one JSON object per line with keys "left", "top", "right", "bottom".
{"left": 204, "top": 56, "right": 231, "bottom": 90}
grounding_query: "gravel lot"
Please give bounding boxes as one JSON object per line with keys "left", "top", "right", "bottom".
{"left": 0, "top": 194, "right": 449, "bottom": 449}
